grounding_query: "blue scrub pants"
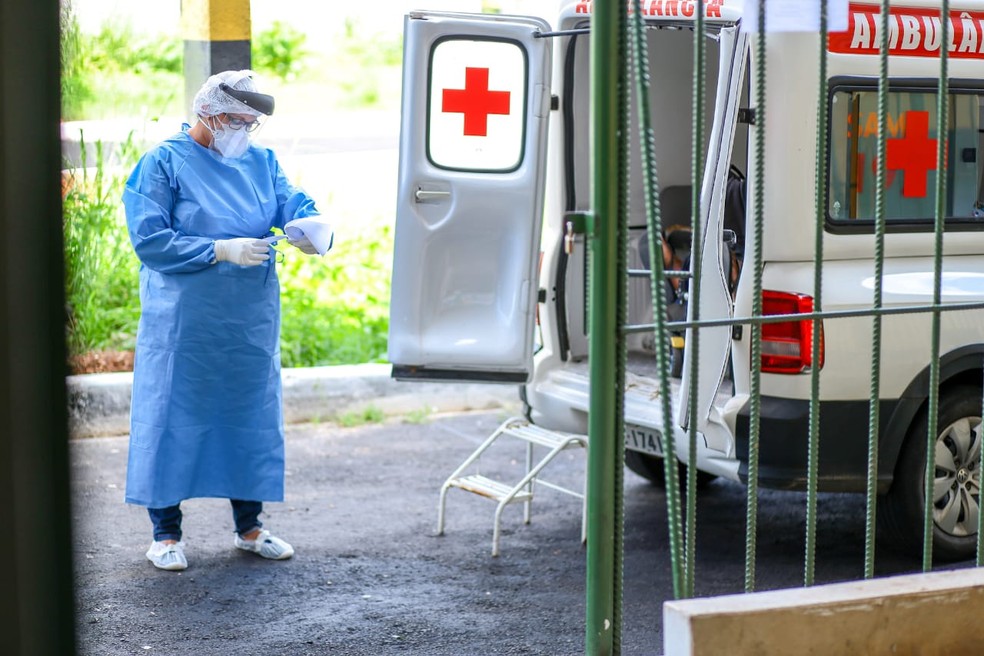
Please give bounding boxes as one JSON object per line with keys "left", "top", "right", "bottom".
{"left": 148, "top": 500, "right": 263, "bottom": 542}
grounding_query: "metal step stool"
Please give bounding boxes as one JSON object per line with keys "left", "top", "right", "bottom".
{"left": 437, "top": 416, "right": 588, "bottom": 556}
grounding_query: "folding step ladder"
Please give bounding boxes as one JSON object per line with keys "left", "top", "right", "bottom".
{"left": 437, "top": 416, "right": 588, "bottom": 556}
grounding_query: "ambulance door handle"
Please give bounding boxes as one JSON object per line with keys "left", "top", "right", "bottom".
{"left": 415, "top": 188, "right": 451, "bottom": 202}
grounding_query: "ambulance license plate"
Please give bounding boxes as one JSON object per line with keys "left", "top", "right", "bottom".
{"left": 624, "top": 423, "right": 663, "bottom": 457}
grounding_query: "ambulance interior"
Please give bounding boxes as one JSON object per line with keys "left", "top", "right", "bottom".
{"left": 559, "top": 23, "right": 748, "bottom": 376}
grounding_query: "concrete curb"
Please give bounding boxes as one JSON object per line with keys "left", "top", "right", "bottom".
{"left": 66, "top": 363, "right": 522, "bottom": 438}
{"left": 663, "top": 568, "right": 984, "bottom": 655}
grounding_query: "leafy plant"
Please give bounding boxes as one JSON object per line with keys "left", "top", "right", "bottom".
{"left": 276, "top": 223, "right": 391, "bottom": 368}
{"left": 62, "top": 133, "right": 142, "bottom": 356}
{"left": 253, "top": 21, "right": 309, "bottom": 81}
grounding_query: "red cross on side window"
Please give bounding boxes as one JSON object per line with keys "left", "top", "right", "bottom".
{"left": 886, "top": 110, "right": 938, "bottom": 198}
{"left": 442, "top": 67, "right": 511, "bottom": 137}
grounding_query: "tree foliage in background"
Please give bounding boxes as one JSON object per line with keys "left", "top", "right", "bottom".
{"left": 59, "top": 4, "right": 183, "bottom": 121}
{"left": 60, "top": 1, "right": 91, "bottom": 119}
{"left": 336, "top": 18, "right": 402, "bottom": 107}
{"left": 87, "top": 21, "right": 181, "bottom": 74}
{"left": 253, "top": 21, "right": 309, "bottom": 81}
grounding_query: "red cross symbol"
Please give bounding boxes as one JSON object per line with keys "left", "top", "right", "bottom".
{"left": 886, "top": 110, "right": 938, "bottom": 198}
{"left": 442, "top": 67, "right": 511, "bottom": 137}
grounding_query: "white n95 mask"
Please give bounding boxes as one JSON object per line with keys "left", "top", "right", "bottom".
{"left": 201, "top": 117, "right": 250, "bottom": 159}
{"left": 211, "top": 124, "right": 250, "bottom": 158}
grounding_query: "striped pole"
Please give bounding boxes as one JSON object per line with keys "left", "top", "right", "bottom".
{"left": 181, "top": 0, "right": 252, "bottom": 118}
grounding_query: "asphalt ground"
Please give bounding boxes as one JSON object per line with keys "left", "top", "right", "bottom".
{"left": 73, "top": 410, "right": 940, "bottom": 655}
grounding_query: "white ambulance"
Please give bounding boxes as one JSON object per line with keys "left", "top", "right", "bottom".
{"left": 388, "top": 0, "right": 984, "bottom": 560}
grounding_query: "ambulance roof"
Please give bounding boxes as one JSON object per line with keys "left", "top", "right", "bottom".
{"left": 558, "top": 0, "right": 741, "bottom": 25}
{"left": 557, "top": 0, "right": 984, "bottom": 27}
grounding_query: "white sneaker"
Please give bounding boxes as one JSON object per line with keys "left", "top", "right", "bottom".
{"left": 234, "top": 529, "right": 294, "bottom": 560}
{"left": 146, "top": 541, "right": 187, "bottom": 571}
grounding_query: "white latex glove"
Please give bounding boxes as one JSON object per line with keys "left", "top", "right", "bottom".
{"left": 214, "top": 238, "right": 270, "bottom": 266}
{"left": 288, "top": 234, "right": 319, "bottom": 255}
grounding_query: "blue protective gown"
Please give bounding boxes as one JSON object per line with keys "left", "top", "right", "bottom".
{"left": 122, "top": 125, "right": 318, "bottom": 508}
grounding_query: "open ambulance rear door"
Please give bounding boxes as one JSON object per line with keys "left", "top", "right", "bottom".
{"left": 388, "top": 11, "right": 552, "bottom": 383}
{"left": 677, "top": 23, "right": 749, "bottom": 450}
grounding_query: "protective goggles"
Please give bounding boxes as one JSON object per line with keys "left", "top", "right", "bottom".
{"left": 224, "top": 116, "right": 263, "bottom": 133}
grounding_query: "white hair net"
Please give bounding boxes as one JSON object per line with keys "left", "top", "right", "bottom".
{"left": 192, "top": 69, "right": 263, "bottom": 118}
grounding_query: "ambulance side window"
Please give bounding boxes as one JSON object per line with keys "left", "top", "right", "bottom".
{"left": 427, "top": 37, "right": 528, "bottom": 173}
{"left": 827, "top": 84, "right": 984, "bottom": 230}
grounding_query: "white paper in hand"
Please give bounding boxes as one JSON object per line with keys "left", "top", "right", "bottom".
{"left": 284, "top": 216, "right": 334, "bottom": 256}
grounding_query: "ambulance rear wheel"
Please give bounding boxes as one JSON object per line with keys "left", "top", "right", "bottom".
{"left": 625, "top": 450, "right": 716, "bottom": 489}
{"left": 879, "top": 385, "right": 981, "bottom": 562}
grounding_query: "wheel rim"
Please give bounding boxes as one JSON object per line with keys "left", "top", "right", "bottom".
{"left": 932, "top": 415, "right": 983, "bottom": 538}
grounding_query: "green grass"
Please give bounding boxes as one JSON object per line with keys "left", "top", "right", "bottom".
{"left": 403, "top": 407, "right": 435, "bottom": 425}
{"left": 336, "top": 405, "right": 385, "bottom": 427}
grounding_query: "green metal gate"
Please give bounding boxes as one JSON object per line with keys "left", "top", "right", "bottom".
{"left": 583, "top": 0, "right": 984, "bottom": 653}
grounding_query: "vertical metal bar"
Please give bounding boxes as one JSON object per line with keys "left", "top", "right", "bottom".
{"left": 684, "top": 0, "right": 706, "bottom": 600}
{"left": 585, "top": 0, "right": 623, "bottom": 651}
{"left": 628, "top": 0, "right": 685, "bottom": 601}
{"left": 863, "top": 0, "right": 891, "bottom": 581}
{"left": 744, "top": 0, "right": 767, "bottom": 594}
{"left": 804, "top": 0, "right": 829, "bottom": 588}
{"left": 924, "top": 0, "right": 950, "bottom": 573}
{"left": 612, "top": 6, "right": 630, "bottom": 652}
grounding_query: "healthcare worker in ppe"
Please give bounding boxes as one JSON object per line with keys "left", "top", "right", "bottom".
{"left": 123, "top": 70, "right": 325, "bottom": 571}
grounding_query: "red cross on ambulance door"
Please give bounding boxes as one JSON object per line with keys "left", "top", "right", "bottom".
{"left": 389, "top": 12, "right": 552, "bottom": 384}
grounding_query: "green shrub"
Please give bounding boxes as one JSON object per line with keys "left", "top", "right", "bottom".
{"left": 253, "top": 21, "right": 309, "bottom": 81}
{"left": 276, "top": 223, "right": 391, "bottom": 367}
{"left": 63, "top": 134, "right": 142, "bottom": 355}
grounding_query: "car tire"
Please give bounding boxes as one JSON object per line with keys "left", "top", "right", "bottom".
{"left": 880, "top": 385, "right": 982, "bottom": 562}
{"left": 625, "top": 450, "right": 717, "bottom": 488}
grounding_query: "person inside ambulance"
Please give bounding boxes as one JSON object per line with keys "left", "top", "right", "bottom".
{"left": 122, "top": 70, "right": 322, "bottom": 571}
{"left": 637, "top": 223, "right": 691, "bottom": 376}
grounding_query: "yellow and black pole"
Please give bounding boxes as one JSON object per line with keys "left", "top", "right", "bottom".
{"left": 180, "top": 0, "right": 252, "bottom": 118}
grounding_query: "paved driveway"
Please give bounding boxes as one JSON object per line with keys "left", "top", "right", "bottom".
{"left": 73, "top": 410, "right": 925, "bottom": 655}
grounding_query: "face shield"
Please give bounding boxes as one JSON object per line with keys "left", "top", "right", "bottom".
{"left": 218, "top": 83, "right": 275, "bottom": 116}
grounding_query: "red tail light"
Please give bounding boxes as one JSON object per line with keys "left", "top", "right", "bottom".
{"left": 761, "top": 291, "right": 824, "bottom": 374}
